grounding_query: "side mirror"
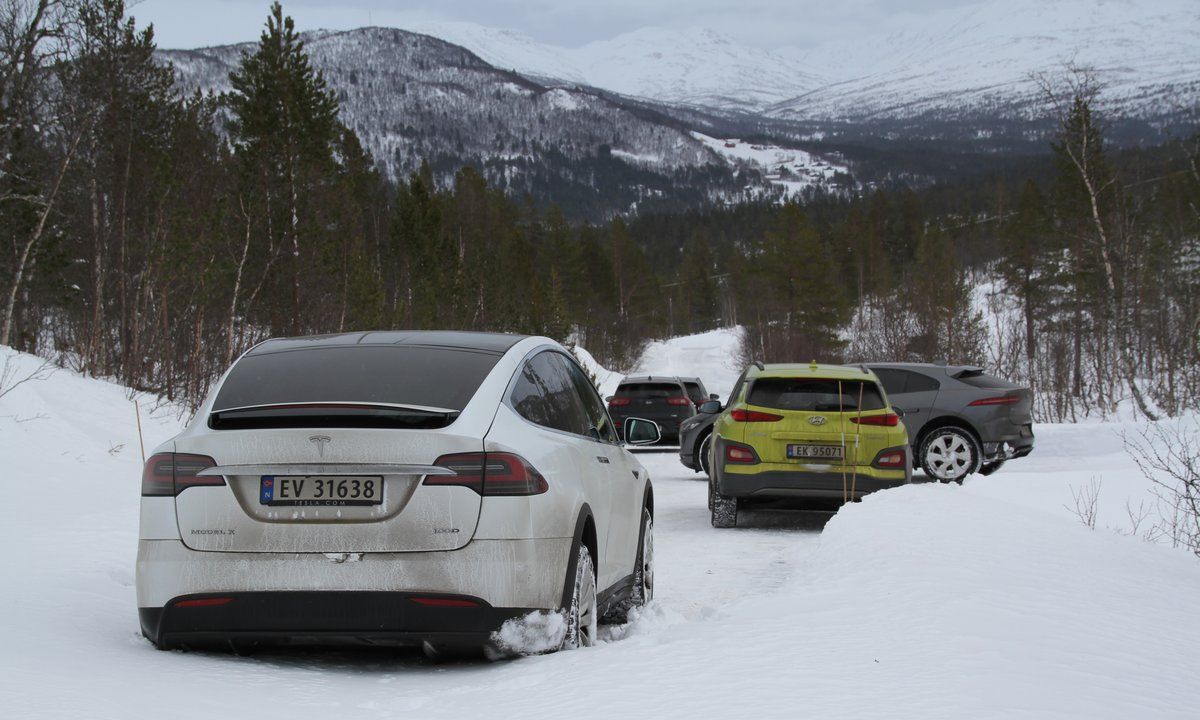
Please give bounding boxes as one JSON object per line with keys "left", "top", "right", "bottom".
{"left": 699, "top": 400, "right": 722, "bottom": 414}
{"left": 892, "top": 406, "right": 906, "bottom": 419}
{"left": 709, "top": 393, "right": 720, "bottom": 400}
{"left": 623, "top": 417, "right": 661, "bottom": 446}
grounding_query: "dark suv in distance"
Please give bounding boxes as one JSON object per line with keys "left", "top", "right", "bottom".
{"left": 608, "top": 376, "right": 697, "bottom": 444}
{"left": 680, "top": 362, "right": 1034, "bottom": 484}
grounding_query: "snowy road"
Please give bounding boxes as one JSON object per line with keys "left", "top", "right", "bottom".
{"left": 0, "top": 406, "right": 826, "bottom": 720}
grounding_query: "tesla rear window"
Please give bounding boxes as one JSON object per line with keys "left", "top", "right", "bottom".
{"left": 748, "top": 378, "right": 886, "bottom": 412}
{"left": 212, "top": 346, "right": 500, "bottom": 413}
{"left": 616, "top": 382, "right": 685, "bottom": 398}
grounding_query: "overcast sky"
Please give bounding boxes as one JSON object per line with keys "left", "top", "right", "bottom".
{"left": 130, "top": 0, "right": 982, "bottom": 51}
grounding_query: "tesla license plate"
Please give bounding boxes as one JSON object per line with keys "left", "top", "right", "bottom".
{"left": 259, "top": 476, "right": 383, "bottom": 506}
{"left": 786, "top": 444, "right": 844, "bottom": 460}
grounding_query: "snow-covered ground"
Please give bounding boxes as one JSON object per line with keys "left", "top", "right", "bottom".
{"left": 2, "top": 340, "right": 1199, "bottom": 719}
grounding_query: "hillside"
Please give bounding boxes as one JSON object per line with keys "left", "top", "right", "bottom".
{"left": 160, "top": 28, "right": 786, "bottom": 219}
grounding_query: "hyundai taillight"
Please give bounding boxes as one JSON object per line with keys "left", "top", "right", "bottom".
{"left": 667, "top": 397, "right": 692, "bottom": 406}
{"left": 426, "top": 452, "right": 549, "bottom": 496}
{"left": 140, "top": 453, "right": 222, "bottom": 497}
{"left": 730, "top": 409, "right": 784, "bottom": 422}
{"left": 608, "top": 397, "right": 632, "bottom": 407}
{"left": 850, "top": 413, "right": 901, "bottom": 427}
{"left": 724, "top": 442, "right": 759, "bottom": 464}
{"left": 968, "top": 395, "right": 1021, "bottom": 407}
{"left": 873, "top": 448, "right": 907, "bottom": 468}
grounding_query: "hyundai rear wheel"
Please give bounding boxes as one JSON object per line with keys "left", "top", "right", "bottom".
{"left": 709, "top": 474, "right": 738, "bottom": 528}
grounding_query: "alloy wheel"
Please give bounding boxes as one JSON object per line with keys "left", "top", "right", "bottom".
{"left": 924, "top": 431, "right": 976, "bottom": 482}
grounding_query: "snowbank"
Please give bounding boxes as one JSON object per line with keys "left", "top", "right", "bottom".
{"left": 631, "top": 327, "right": 745, "bottom": 398}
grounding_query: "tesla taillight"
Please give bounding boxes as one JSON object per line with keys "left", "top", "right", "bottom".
{"left": 969, "top": 395, "right": 1021, "bottom": 407}
{"left": 608, "top": 397, "right": 632, "bottom": 407}
{"left": 850, "top": 413, "right": 901, "bottom": 427}
{"left": 141, "top": 453, "right": 222, "bottom": 497}
{"left": 427, "top": 452, "right": 549, "bottom": 496}
{"left": 730, "top": 409, "right": 783, "bottom": 422}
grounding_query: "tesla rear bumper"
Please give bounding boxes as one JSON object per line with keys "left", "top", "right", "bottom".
{"left": 136, "top": 537, "right": 570, "bottom": 647}
{"left": 140, "top": 591, "right": 536, "bottom": 650}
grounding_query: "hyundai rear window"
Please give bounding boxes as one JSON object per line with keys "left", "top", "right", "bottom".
{"left": 209, "top": 346, "right": 500, "bottom": 428}
{"left": 616, "top": 382, "right": 685, "bottom": 398}
{"left": 747, "top": 378, "right": 886, "bottom": 412}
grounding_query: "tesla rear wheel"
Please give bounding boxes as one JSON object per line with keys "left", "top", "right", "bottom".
{"left": 604, "top": 508, "right": 654, "bottom": 624}
{"left": 562, "top": 545, "right": 597, "bottom": 649}
{"left": 920, "top": 427, "right": 981, "bottom": 484}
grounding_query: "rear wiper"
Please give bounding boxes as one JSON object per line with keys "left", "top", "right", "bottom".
{"left": 213, "top": 401, "right": 459, "bottom": 416}
{"left": 208, "top": 402, "right": 460, "bottom": 430}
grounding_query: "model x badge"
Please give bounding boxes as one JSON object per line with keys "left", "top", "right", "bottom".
{"left": 808, "top": 416, "right": 827, "bottom": 426}
{"left": 309, "top": 434, "right": 332, "bottom": 458}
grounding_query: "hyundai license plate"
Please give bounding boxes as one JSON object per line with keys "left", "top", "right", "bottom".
{"left": 787, "top": 444, "right": 843, "bottom": 460}
{"left": 259, "top": 476, "right": 383, "bottom": 506}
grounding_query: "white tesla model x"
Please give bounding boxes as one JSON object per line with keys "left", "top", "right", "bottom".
{"left": 136, "top": 331, "right": 659, "bottom": 655}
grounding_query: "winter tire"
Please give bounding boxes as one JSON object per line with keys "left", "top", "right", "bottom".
{"left": 697, "top": 432, "right": 712, "bottom": 476}
{"left": 709, "top": 474, "right": 738, "bottom": 528}
{"left": 920, "top": 427, "right": 981, "bottom": 484}
{"left": 562, "top": 545, "right": 597, "bottom": 649}
{"left": 604, "top": 508, "right": 654, "bottom": 624}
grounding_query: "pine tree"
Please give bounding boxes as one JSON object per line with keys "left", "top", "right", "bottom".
{"left": 226, "top": 2, "right": 340, "bottom": 334}
{"left": 999, "top": 180, "right": 1055, "bottom": 379}
{"left": 910, "top": 226, "right": 985, "bottom": 365}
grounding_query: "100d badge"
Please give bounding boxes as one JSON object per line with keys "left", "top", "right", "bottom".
{"left": 260, "top": 475, "right": 384, "bottom": 506}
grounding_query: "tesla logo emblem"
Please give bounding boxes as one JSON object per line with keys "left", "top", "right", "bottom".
{"left": 808, "top": 416, "right": 827, "bottom": 426}
{"left": 309, "top": 435, "right": 332, "bottom": 457}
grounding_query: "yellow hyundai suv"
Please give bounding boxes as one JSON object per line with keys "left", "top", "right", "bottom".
{"left": 707, "top": 362, "right": 911, "bottom": 527}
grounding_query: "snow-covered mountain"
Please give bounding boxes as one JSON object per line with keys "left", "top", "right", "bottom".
{"left": 405, "top": 23, "right": 823, "bottom": 112}
{"left": 773, "top": 0, "right": 1200, "bottom": 121}
{"left": 396, "top": 0, "right": 1197, "bottom": 123}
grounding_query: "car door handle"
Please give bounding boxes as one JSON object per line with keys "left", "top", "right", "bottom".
{"left": 596, "top": 456, "right": 610, "bottom": 464}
